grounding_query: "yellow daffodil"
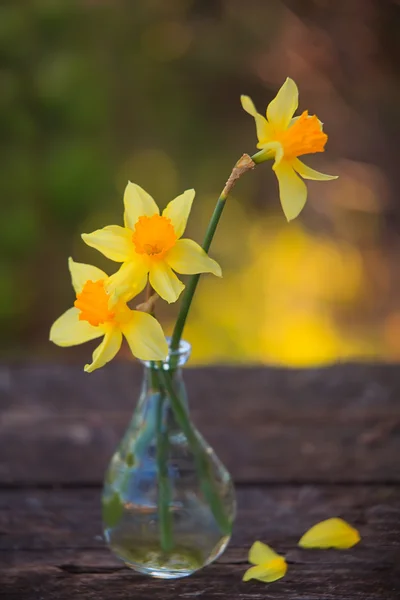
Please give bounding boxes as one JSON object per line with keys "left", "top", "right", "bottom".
{"left": 298, "top": 518, "right": 361, "bottom": 549}
{"left": 243, "top": 541, "right": 287, "bottom": 583}
{"left": 81, "top": 183, "right": 222, "bottom": 304}
{"left": 241, "top": 78, "right": 337, "bottom": 221}
{"left": 49, "top": 258, "right": 168, "bottom": 372}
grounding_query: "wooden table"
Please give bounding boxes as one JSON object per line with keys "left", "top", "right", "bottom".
{"left": 1, "top": 363, "right": 399, "bottom": 599}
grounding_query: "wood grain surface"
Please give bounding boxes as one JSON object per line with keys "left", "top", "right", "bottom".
{"left": 0, "top": 363, "right": 399, "bottom": 598}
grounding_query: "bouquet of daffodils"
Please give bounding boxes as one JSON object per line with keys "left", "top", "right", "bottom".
{"left": 50, "top": 78, "right": 336, "bottom": 369}
{"left": 49, "top": 79, "right": 337, "bottom": 578}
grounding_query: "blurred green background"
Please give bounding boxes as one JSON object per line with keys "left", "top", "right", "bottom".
{"left": 2, "top": 0, "right": 400, "bottom": 366}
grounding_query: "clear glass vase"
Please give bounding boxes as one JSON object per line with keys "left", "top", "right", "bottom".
{"left": 102, "top": 340, "right": 236, "bottom": 579}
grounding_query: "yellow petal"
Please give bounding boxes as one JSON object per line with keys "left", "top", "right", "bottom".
{"left": 123, "top": 181, "right": 159, "bottom": 230}
{"left": 166, "top": 239, "right": 222, "bottom": 277}
{"left": 50, "top": 307, "right": 103, "bottom": 347}
{"left": 243, "top": 557, "right": 287, "bottom": 583}
{"left": 267, "top": 77, "right": 299, "bottom": 132}
{"left": 273, "top": 161, "right": 307, "bottom": 221}
{"left": 240, "top": 94, "right": 258, "bottom": 117}
{"left": 82, "top": 225, "right": 133, "bottom": 262}
{"left": 121, "top": 311, "right": 168, "bottom": 361}
{"left": 106, "top": 259, "right": 149, "bottom": 303}
{"left": 299, "top": 518, "right": 361, "bottom": 549}
{"left": 292, "top": 158, "right": 338, "bottom": 181}
{"left": 241, "top": 95, "right": 273, "bottom": 145}
{"left": 149, "top": 261, "right": 185, "bottom": 303}
{"left": 249, "top": 541, "right": 280, "bottom": 565}
{"left": 162, "top": 189, "right": 195, "bottom": 239}
{"left": 84, "top": 326, "right": 122, "bottom": 373}
{"left": 68, "top": 258, "right": 107, "bottom": 294}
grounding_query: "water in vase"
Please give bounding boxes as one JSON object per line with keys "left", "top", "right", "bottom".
{"left": 102, "top": 340, "right": 236, "bottom": 579}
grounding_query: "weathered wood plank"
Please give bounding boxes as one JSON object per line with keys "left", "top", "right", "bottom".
{"left": 1, "top": 563, "right": 398, "bottom": 600}
{"left": 1, "top": 485, "right": 399, "bottom": 599}
{"left": 2, "top": 485, "right": 399, "bottom": 556}
{"left": 1, "top": 363, "right": 400, "bottom": 484}
{"left": 2, "top": 364, "right": 400, "bottom": 598}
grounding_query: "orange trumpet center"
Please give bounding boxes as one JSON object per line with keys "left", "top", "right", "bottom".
{"left": 277, "top": 111, "right": 327, "bottom": 161}
{"left": 74, "top": 280, "right": 115, "bottom": 327}
{"left": 132, "top": 214, "right": 177, "bottom": 259}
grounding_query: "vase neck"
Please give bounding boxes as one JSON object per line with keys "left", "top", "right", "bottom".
{"left": 132, "top": 339, "right": 192, "bottom": 429}
{"left": 143, "top": 363, "right": 185, "bottom": 400}
{"left": 129, "top": 364, "right": 187, "bottom": 442}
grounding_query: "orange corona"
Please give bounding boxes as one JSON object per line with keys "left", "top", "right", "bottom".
{"left": 132, "top": 215, "right": 177, "bottom": 259}
{"left": 277, "top": 111, "right": 327, "bottom": 161}
{"left": 74, "top": 280, "right": 115, "bottom": 327}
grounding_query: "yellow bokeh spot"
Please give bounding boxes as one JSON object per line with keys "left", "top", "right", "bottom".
{"left": 179, "top": 216, "right": 376, "bottom": 366}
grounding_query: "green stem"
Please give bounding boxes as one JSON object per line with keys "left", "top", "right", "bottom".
{"left": 170, "top": 195, "right": 227, "bottom": 353}
{"left": 170, "top": 153, "right": 255, "bottom": 354}
{"left": 155, "top": 383, "right": 173, "bottom": 553}
{"left": 149, "top": 362, "right": 159, "bottom": 390}
{"left": 159, "top": 367, "right": 232, "bottom": 536}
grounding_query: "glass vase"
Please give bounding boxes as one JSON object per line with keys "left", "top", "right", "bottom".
{"left": 102, "top": 340, "right": 236, "bottom": 579}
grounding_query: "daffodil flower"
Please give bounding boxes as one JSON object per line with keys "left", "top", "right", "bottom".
{"left": 241, "top": 78, "right": 337, "bottom": 221}
{"left": 298, "top": 518, "right": 361, "bottom": 549}
{"left": 49, "top": 258, "right": 168, "bottom": 372}
{"left": 81, "top": 183, "right": 222, "bottom": 304}
{"left": 243, "top": 541, "right": 287, "bottom": 583}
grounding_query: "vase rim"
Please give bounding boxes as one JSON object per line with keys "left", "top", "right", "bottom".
{"left": 164, "top": 337, "right": 191, "bottom": 367}
{"left": 166, "top": 337, "right": 191, "bottom": 356}
{"left": 140, "top": 338, "right": 191, "bottom": 369}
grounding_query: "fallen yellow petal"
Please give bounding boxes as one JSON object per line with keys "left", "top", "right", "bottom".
{"left": 248, "top": 540, "right": 280, "bottom": 565}
{"left": 243, "top": 557, "right": 287, "bottom": 583}
{"left": 298, "top": 518, "right": 361, "bottom": 549}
